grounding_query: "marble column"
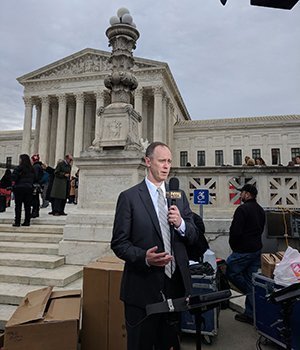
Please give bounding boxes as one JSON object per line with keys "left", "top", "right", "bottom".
{"left": 66, "top": 101, "right": 76, "bottom": 155}
{"left": 162, "top": 92, "right": 168, "bottom": 144}
{"left": 94, "top": 90, "right": 105, "bottom": 145}
{"left": 83, "top": 100, "right": 94, "bottom": 149}
{"left": 73, "top": 93, "right": 85, "bottom": 157}
{"left": 21, "top": 96, "right": 33, "bottom": 155}
{"left": 38, "top": 96, "right": 50, "bottom": 162}
{"left": 142, "top": 98, "right": 148, "bottom": 141}
{"left": 165, "top": 97, "right": 171, "bottom": 146}
{"left": 34, "top": 104, "right": 41, "bottom": 154}
{"left": 49, "top": 103, "right": 58, "bottom": 166}
{"left": 134, "top": 88, "right": 143, "bottom": 139}
{"left": 167, "top": 101, "right": 175, "bottom": 152}
{"left": 153, "top": 86, "right": 163, "bottom": 142}
{"left": 55, "top": 94, "right": 67, "bottom": 163}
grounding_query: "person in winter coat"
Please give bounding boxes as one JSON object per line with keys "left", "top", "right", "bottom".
{"left": 31, "top": 154, "right": 44, "bottom": 218}
{"left": 0, "top": 168, "right": 12, "bottom": 207}
{"left": 50, "top": 154, "right": 73, "bottom": 216}
{"left": 226, "top": 184, "right": 265, "bottom": 325}
{"left": 11, "top": 154, "right": 35, "bottom": 226}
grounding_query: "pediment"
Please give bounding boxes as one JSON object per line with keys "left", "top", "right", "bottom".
{"left": 18, "top": 48, "right": 162, "bottom": 83}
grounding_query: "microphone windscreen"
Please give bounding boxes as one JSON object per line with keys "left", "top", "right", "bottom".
{"left": 169, "top": 177, "right": 179, "bottom": 191}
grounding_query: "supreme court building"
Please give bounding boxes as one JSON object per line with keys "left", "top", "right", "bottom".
{"left": 15, "top": 48, "right": 189, "bottom": 166}
{"left": 0, "top": 48, "right": 300, "bottom": 169}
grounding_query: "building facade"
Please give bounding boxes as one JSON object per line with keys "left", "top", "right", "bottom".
{"left": 15, "top": 48, "right": 189, "bottom": 167}
{"left": 174, "top": 116, "right": 300, "bottom": 167}
{"left": 0, "top": 49, "right": 299, "bottom": 169}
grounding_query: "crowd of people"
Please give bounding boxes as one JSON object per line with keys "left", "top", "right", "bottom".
{"left": 243, "top": 154, "right": 300, "bottom": 167}
{"left": 0, "top": 153, "right": 78, "bottom": 226}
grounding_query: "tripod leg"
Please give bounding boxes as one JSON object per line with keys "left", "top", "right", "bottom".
{"left": 194, "top": 313, "right": 202, "bottom": 350}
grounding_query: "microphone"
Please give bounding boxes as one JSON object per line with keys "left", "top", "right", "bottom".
{"left": 166, "top": 177, "right": 182, "bottom": 206}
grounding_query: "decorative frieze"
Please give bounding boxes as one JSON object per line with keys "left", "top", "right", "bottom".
{"left": 32, "top": 55, "right": 111, "bottom": 80}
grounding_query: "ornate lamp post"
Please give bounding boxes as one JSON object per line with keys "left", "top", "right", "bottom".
{"left": 92, "top": 8, "right": 142, "bottom": 151}
{"left": 104, "top": 8, "right": 139, "bottom": 104}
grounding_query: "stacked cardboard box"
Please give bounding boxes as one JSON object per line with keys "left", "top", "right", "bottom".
{"left": 3, "top": 287, "right": 81, "bottom": 350}
{"left": 81, "top": 256, "right": 126, "bottom": 350}
{"left": 261, "top": 252, "right": 285, "bottom": 278}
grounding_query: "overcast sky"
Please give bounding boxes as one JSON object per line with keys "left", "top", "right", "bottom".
{"left": 0, "top": 0, "right": 299, "bottom": 130}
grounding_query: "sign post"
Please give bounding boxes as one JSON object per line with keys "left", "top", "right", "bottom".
{"left": 193, "top": 189, "right": 209, "bottom": 219}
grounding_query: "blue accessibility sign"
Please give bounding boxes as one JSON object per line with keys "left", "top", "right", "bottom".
{"left": 193, "top": 189, "right": 209, "bottom": 205}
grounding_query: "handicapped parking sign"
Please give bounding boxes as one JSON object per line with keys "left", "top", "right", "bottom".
{"left": 193, "top": 189, "right": 209, "bottom": 205}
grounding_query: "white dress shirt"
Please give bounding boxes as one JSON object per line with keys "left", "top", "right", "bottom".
{"left": 145, "top": 177, "right": 186, "bottom": 234}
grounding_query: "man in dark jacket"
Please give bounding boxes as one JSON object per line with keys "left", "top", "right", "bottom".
{"left": 50, "top": 154, "right": 72, "bottom": 216}
{"left": 226, "top": 184, "right": 265, "bottom": 325}
{"left": 111, "top": 142, "right": 197, "bottom": 350}
{"left": 31, "top": 154, "right": 44, "bottom": 218}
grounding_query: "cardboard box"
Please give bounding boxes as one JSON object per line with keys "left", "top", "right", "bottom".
{"left": 81, "top": 258, "right": 126, "bottom": 350}
{"left": 96, "top": 255, "right": 123, "bottom": 264}
{"left": 4, "top": 287, "right": 81, "bottom": 350}
{"left": 261, "top": 252, "right": 285, "bottom": 278}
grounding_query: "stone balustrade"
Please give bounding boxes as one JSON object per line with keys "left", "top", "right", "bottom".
{"left": 170, "top": 166, "right": 300, "bottom": 215}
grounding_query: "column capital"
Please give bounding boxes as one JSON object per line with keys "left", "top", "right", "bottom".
{"left": 41, "top": 95, "right": 50, "bottom": 105}
{"left": 95, "top": 90, "right": 106, "bottom": 100}
{"left": 153, "top": 86, "right": 164, "bottom": 96}
{"left": 23, "top": 96, "right": 32, "bottom": 107}
{"left": 57, "top": 94, "right": 67, "bottom": 104}
{"left": 75, "top": 92, "right": 85, "bottom": 103}
{"left": 134, "top": 88, "right": 143, "bottom": 98}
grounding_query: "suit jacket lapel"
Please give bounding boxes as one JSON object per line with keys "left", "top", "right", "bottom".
{"left": 138, "top": 180, "right": 163, "bottom": 243}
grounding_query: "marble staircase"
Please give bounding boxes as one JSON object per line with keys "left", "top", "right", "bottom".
{"left": 0, "top": 221, "right": 83, "bottom": 330}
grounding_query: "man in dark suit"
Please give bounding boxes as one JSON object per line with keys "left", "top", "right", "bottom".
{"left": 111, "top": 142, "right": 197, "bottom": 350}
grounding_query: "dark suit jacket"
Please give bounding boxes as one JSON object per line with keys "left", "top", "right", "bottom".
{"left": 111, "top": 179, "right": 197, "bottom": 308}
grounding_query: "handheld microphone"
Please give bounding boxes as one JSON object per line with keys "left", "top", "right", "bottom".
{"left": 166, "top": 177, "right": 181, "bottom": 206}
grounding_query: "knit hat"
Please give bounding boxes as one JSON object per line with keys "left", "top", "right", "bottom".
{"left": 31, "top": 154, "right": 40, "bottom": 163}
{"left": 239, "top": 184, "right": 258, "bottom": 196}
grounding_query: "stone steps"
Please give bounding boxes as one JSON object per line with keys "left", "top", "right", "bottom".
{"left": 0, "top": 224, "right": 63, "bottom": 234}
{"left": 0, "top": 278, "right": 83, "bottom": 305}
{"left": 0, "top": 241, "right": 59, "bottom": 255}
{"left": 0, "top": 216, "right": 83, "bottom": 331}
{"left": 0, "top": 212, "right": 67, "bottom": 226}
{"left": 0, "top": 252, "right": 65, "bottom": 269}
{"left": 0, "top": 232, "right": 62, "bottom": 244}
{"left": 0, "top": 265, "right": 82, "bottom": 287}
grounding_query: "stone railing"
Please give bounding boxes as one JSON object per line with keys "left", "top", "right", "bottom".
{"left": 170, "top": 166, "right": 300, "bottom": 213}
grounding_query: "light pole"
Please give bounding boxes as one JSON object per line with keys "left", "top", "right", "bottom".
{"left": 220, "top": 0, "right": 299, "bottom": 10}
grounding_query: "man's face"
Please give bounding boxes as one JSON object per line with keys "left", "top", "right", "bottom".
{"left": 66, "top": 156, "right": 73, "bottom": 165}
{"left": 240, "top": 191, "right": 252, "bottom": 203}
{"left": 145, "top": 146, "right": 172, "bottom": 185}
{"left": 295, "top": 157, "right": 300, "bottom": 164}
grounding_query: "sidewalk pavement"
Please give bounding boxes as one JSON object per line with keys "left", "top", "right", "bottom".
{"left": 181, "top": 308, "right": 279, "bottom": 350}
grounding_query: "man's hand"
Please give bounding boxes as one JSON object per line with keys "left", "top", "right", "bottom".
{"left": 65, "top": 173, "right": 70, "bottom": 178}
{"left": 146, "top": 246, "right": 173, "bottom": 267}
{"left": 168, "top": 205, "right": 182, "bottom": 228}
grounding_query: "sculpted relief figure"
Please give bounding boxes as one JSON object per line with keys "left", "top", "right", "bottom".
{"left": 34, "top": 54, "right": 111, "bottom": 79}
{"left": 108, "top": 120, "right": 122, "bottom": 138}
